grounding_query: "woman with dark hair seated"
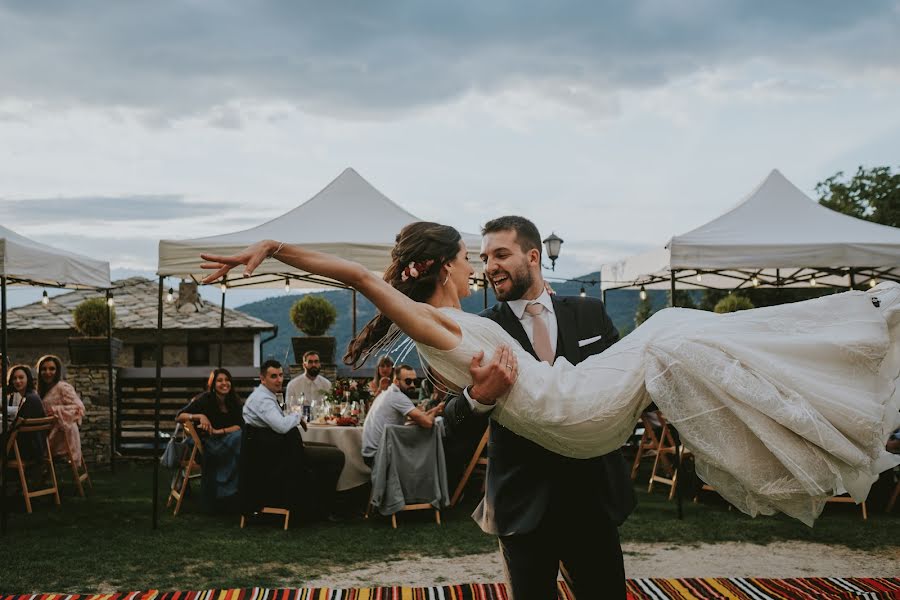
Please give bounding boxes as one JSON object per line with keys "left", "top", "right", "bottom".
{"left": 176, "top": 368, "right": 244, "bottom": 510}
{"left": 6, "top": 364, "right": 47, "bottom": 461}
{"left": 37, "top": 355, "right": 85, "bottom": 463}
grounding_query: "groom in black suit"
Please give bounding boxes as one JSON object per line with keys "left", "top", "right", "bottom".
{"left": 443, "top": 216, "right": 635, "bottom": 599}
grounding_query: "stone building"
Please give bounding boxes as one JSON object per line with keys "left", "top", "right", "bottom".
{"left": 5, "top": 276, "right": 275, "bottom": 369}
{"left": 4, "top": 277, "right": 274, "bottom": 466}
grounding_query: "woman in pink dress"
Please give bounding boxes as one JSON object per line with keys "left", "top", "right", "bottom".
{"left": 37, "top": 355, "right": 85, "bottom": 462}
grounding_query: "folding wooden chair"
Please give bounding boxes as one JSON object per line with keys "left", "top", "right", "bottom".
{"left": 5, "top": 416, "right": 60, "bottom": 513}
{"left": 449, "top": 427, "right": 489, "bottom": 507}
{"left": 166, "top": 422, "right": 203, "bottom": 516}
{"left": 887, "top": 479, "right": 899, "bottom": 513}
{"left": 51, "top": 425, "right": 92, "bottom": 497}
{"left": 630, "top": 411, "right": 663, "bottom": 481}
{"left": 647, "top": 414, "right": 690, "bottom": 500}
{"left": 825, "top": 494, "right": 867, "bottom": 519}
{"left": 240, "top": 507, "right": 290, "bottom": 531}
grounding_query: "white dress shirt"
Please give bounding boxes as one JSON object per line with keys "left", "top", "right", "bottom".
{"left": 243, "top": 384, "right": 301, "bottom": 434}
{"left": 465, "top": 290, "right": 558, "bottom": 413}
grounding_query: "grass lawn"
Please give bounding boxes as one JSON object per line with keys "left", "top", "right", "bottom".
{"left": 1, "top": 461, "right": 896, "bottom": 592}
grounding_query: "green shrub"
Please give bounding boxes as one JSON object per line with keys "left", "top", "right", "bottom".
{"left": 714, "top": 294, "right": 755, "bottom": 314}
{"left": 290, "top": 295, "right": 337, "bottom": 336}
{"left": 72, "top": 297, "right": 116, "bottom": 336}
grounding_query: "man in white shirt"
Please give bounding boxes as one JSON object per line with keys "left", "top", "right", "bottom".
{"left": 242, "top": 359, "right": 345, "bottom": 522}
{"left": 361, "top": 364, "right": 443, "bottom": 467}
{"left": 285, "top": 351, "right": 331, "bottom": 406}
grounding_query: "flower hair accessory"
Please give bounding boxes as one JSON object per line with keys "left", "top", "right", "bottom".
{"left": 401, "top": 259, "right": 435, "bottom": 282}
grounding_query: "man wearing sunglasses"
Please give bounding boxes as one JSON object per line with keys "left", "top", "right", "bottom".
{"left": 361, "top": 363, "right": 444, "bottom": 467}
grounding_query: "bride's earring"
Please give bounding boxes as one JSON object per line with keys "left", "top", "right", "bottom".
{"left": 442, "top": 275, "right": 449, "bottom": 286}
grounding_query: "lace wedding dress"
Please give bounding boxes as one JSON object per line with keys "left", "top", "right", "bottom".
{"left": 417, "top": 282, "right": 900, "bottom": 526}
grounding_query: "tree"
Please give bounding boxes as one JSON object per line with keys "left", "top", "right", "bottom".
{"left": 816, "top": 165, "right": 900, "bottom": 227}
{"left": 634, "top": 296, "right": 654, "bottom": 326}
{"left": 714, "top": 294, "right": 754, "bottom": 314}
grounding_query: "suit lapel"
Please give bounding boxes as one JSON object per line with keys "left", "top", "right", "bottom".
{"left": 552, "top": 296, "right": 580, "bottom": 364}
{"left": 497, "top": 302, "right": 538, "bottom": 359}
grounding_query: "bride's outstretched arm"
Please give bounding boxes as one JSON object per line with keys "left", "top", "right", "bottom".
{"left": 200, "top": 240, "right": 460, "bottom": 350}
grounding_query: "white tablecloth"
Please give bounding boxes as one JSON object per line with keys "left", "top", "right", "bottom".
{"left": 303, "top": 425, "right": 370, "bottom": 490}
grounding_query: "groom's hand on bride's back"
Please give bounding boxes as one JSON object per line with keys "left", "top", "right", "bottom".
{"left": 468, "top": 344, "right": 517, "bottom": 405}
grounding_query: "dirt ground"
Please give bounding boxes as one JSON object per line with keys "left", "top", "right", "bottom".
{"left": 301, "top": 541, "right": 900, "bottom": 588}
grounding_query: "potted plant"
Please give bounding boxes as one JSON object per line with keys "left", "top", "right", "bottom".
{"left": 289, "top": 294, "right": 338, "bottom": 365}
{"left": 68, "top": 297, "right": 122, "bottom": 365}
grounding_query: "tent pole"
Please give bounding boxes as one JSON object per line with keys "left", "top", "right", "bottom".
{"left": 1, "top": 275, "right": 8, "bottom": 535}
{"left": 218, "top": 286, "right": 226, "bottom": 368}
{"left": 669, "top": 270, "right": 684, "bottom": 520}
{"left": 107, "top": 289, "right": 115, "bottom": 474}
{"left": 848, "top": 268, "right": 856, "bottom": 291}
{"left": 352, "top": 290, "right": 357, "bottom": 338}
{"left": 153, "top": 277, "right": 163, "bottom": 530}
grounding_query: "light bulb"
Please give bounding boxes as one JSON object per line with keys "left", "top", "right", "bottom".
{"left": 579, "top": 287, "right": 586, "bottom": 297}
{"left": 696, "top": 273, "right": 702, "bottom": 282}
{"left": 869, "top": 278, "right": 877, "bottom": 288}
{"left": 107, "top": 296, "right": 115, "bottom": 307}
{"left": 752, "top": 277, "right": 759, "bottom": 287}
{"left": 166, "top": 288, "right": 174, "bottom": 303}
{"left": 470, "top": 281, "right": 478, "bottom": 291}
{"left": 220, "top": 283, "right": 227, "bottom": 293}
{"left": 639, "top": 286, "right": 647, "bottom": 301}
{"left": 284, "top": 278, "right": 290, "bottom": 293}
{"left": 809, "top": 277, "right": 817, "bottom": 287}
{"left": 41, "top": 290, "right": 49, "bottom": 305}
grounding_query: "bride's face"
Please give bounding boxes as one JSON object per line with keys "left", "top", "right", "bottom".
{"left": 447, "top": 241, "right": 475, "bottom": 300}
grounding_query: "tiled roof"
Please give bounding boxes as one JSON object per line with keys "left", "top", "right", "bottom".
{"left": 6, "top": 277, "right": 274, "bottom": 332}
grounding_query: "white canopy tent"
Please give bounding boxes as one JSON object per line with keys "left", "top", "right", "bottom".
{"left": 158, "top": 167, "right": 484, "bottom": 288}
{"left": 601, "top": 169, "right": 900, "bottom": 291}
{"left": 149, "top": 168, "right": 485, "bottom": 529}
{"left": 1, "top": 224, "right": 111, "bottom": 289}
{"left": 1, "top": 226, "right": 112, "bottom": 534}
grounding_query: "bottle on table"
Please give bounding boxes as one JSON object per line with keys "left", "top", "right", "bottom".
{"left": 300, "top": 392, "right": 310, "bottom": 421}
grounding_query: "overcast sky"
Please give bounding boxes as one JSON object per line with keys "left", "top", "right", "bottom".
{"left": 2, "top": 1, "right": 899, "bottom": 307}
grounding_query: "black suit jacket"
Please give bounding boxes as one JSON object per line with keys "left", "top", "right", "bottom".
{"left": 443, "top": 295, "right": 636, "bottom": 536}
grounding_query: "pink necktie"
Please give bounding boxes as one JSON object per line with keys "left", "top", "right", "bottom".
{"left": 524, "top": 302, "right": 554, "bottom": 364}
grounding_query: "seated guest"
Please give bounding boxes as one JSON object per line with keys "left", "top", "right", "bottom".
{"left": 285, "top": 351, "right": 331, "bottom": 406}
{"left": 37, "top": 355, "right": 85, "bottom": 463}
{"left": 361, "top": 364, "right": 444, "bottom": 467}
{"left": 6, "top": 364, "right": 47, "bottom": 461}
{"left": 242, "top": 359, "right": 345, "bottom": 522}
{"left": 367, "top": 354, "right": 395, "bottom": 397}
{"left": 176, "top": 368, "right": 244, "bottom": 511}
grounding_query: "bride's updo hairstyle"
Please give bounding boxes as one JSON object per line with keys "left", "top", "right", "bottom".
{"left": 344, "top": 221, "right": 462, "bottom": 367}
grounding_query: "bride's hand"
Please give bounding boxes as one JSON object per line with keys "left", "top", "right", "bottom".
{"left": 200, "top": 240, "right": 278, "bottom": 283}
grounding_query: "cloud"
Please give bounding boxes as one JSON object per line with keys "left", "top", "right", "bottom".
{"left": 1, "top": 2, "right": 897, "bottom": 121}
{"left": 0, "top": 194, "right": 241, "bottom": 223}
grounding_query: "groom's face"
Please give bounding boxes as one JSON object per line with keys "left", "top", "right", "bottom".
{"left": 481, "top": 230, "right": 537, "bottom": 302}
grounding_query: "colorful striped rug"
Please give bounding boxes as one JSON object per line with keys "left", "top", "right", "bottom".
{"left": 2, "top": 578, "right": 899, "bottom": 599}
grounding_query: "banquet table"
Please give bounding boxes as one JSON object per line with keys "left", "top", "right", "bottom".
{"left": 303, "top": 424, "right": 371, "bottom": 490}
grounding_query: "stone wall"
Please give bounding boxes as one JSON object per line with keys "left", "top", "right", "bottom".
{"left": 67, "top": 365, "right": 115, "bottom": 468}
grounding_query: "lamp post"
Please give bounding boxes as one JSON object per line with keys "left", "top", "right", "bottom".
{"left": 542, "top": 232, "right": 564, "bottom": 271}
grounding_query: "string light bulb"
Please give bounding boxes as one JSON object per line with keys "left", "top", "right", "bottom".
{"left": 809, "top": 277, "right": 817, "bottom": 287}
{"left": 470, "top": 281, "right": 478, "bottom": 292}
{"left": 220, "top": 282, "right": 227, "bottom": 293}
{"left": 752, "top": 277, "right": 759, "bottom": 287}
{"left": 107, "top": 295, "right": 115, "bottom": 307}
{"left": 696, "top": 273, "right": 702, "bottom": 282}
{"left": 166, "top": 288, "right": 174, "bottom": 303}
{"left": 41, "top": 290, "right": 49, "bottom": 305}
{"left": 639, "top": 285, "right": 647, "bottom": 301}
{"left": 284, "top": 278, "right": 290, "bottom": 293}
{"left": 869, "top": 278, "right": 877, "bottom": 288}
{"left": 579, "top": 286, "right": 586, "bottom": 297}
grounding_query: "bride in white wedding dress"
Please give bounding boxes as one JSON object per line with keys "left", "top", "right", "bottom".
{"left": 200, "top": 222, "right": 900, "bottom": 526}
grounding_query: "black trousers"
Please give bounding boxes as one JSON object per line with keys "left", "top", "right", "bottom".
{"left": 498, "top": 496, "right": 626, "bottom": 600}
{"left": 303, "top": 442, "right": 345, "bottom": 517}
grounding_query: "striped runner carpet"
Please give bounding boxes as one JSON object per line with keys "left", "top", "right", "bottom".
{"left": 2, "top": 578, "right": 899, "bottom": 599}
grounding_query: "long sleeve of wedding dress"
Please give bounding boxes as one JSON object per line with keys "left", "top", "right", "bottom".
{"left": 416, "top": 283, "right": 900, "bottom": 526}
